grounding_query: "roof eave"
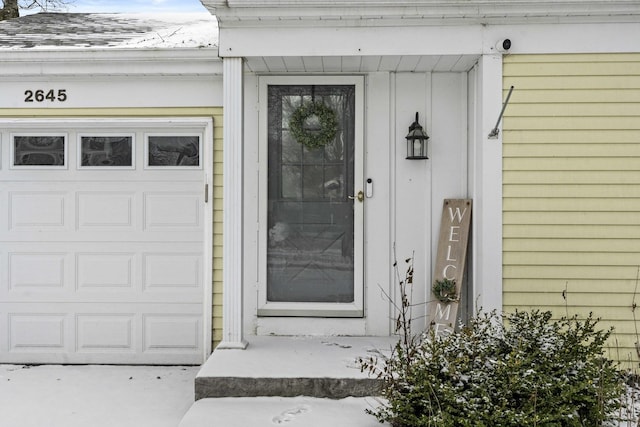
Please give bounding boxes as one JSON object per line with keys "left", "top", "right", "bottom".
{"left": 202, "top": 0, "right": 640, "bottom": 26}
{"left": 0, "top": 47, "right": 222, "bottom": 78}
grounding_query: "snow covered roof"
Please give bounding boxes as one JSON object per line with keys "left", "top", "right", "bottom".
{"left": 0, "top": 12, "right": 218, "bottom": 50}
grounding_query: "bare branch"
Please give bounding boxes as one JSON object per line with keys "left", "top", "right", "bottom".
{"left": 1, "top": 0, "right": 74, "bottom": 21}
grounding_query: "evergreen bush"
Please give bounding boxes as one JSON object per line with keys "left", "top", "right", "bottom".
{"left": 361, "top": 310, "right": 626, "bottom": 426}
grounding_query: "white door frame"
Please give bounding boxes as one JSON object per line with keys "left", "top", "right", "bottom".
{"left": 256, "top": 75, "right": 365, "bottom": 318}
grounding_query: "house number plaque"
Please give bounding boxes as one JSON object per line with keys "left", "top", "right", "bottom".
{"left": 24, "top": 89, "right": 68, "bottom": 103}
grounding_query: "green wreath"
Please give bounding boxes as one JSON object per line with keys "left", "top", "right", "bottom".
{"left": 432, "top": 278, "right": 458, "bottom": 303}
{"left": 289, "top": 101, "right": 338, "bottom": 149}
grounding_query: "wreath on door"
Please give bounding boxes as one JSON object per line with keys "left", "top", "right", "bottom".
{"left": 289, "top": 101, "right": 338, "bottom": 149}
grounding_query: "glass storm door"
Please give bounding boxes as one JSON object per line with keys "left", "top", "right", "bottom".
{"left": 260, "top": 78, "right": 363, "bottom": 317}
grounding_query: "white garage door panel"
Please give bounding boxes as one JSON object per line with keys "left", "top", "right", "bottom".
{"left": 1, "top": 243, "right": 203, "bottom": 302}
{"left": 144, "top": 253, "right": 202, "bottom": 289}
{"left": 144, "top": 193, "right": 202, "bottom": 230}
{"left": 78, "top": 192, "right": 135, "bottom": 229}
{"left": 144, "top": 314, "right": 201, "bottom": 352}
{"left": 9, "top": 252, "right": 68, "bottom": 289}
{"left": 77, "top": 253, "right": 136, "bottom": 289}
{"left": 3, "top": 182, "right": 203, "bottom": 241}
{"left": 9, "top": 192, "right": 69, "bottom": 230}
{"left": 0, "top": 303, "right": 203, "bottom": 364}
{"left": 9, "top": 313, "right": 67, "bottom": 352}
{"left": 0, "top": 124, "right": 208, "bottom": 364}
{"left": 77, "top": 314, "right": 136, "bottom": 352}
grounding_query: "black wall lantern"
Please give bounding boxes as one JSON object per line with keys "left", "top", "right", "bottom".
{"left": 405, "top": 112, "right": 429, "bottom": 160}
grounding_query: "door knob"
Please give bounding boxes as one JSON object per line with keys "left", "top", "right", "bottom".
{"left": 348, "top": 191, "right": 364, "bottom": 202}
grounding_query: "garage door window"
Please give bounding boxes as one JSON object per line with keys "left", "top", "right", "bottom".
{"left": 11, "top": 134, "right": 67, "bottom": 168}
{"left": 79, "top": 135, "right": 134, "bottom": 169}
{"left": 145, "top": 135, "right": 201, "bottom": 168}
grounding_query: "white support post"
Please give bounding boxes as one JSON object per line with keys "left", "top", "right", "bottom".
{"left": 470, "top": 54, "right": 503, "bottom": 314}
{"left": 218, "top": 57, "right": 248, "bottom": 349}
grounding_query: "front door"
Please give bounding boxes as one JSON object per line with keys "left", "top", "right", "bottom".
{"left": 258, "top": 76, "right": 363, "bottom": 317}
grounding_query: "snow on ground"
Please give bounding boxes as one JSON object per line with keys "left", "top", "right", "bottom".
{"left": 0, "top": 364, "right": 198, "bottom": 427}
{"left": 1, "top": 360, "right": 638, "bottom": 427}
{"left": 179, "top": 396, "right": 386, "bottom": 427}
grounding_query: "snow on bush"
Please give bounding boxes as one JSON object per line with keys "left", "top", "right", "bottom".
{"left": 361, "top": 309, "right": 633, "bottom": 427}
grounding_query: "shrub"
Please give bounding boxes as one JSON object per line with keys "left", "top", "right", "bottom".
{"left": 361, "top": 310, "right": 626, "bottom": 427}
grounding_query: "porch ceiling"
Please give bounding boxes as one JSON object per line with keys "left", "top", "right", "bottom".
{"left": 245, "top": 54, "right": 480, "bottom": 73}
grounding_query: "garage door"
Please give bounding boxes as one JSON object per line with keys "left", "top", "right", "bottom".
{"left": 0, "top": 119, "right": 211, "bottom": 365}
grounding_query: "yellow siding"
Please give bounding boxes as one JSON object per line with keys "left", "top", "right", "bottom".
{"left": 503, "top": 54, "right": 640, "bottom": 366}
{"left": 0, "top": 107, "right": 225, "bottom": 350}
{"left": 211, "top": 110, "right": 224, "bottom": 350}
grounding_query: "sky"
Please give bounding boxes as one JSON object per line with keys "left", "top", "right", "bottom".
{"left": 28, "top": 0, "right": 209, "bottom": 14}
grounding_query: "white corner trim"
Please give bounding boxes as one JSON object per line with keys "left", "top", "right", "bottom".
{"left": 219, "top": 57, "right": 248, "bottom": 350}
{"left": 470, "top": 54, "right": 503, "bottom": 314}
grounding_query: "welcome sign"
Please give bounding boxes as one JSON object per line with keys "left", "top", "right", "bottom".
{"left": 428, "top": 199, "right": 472, "bottom": 336}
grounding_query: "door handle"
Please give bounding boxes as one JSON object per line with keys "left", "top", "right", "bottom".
{"left": 348, "top": 191, "right": 364, "bottom": 202}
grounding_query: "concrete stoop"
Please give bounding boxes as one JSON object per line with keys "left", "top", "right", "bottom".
{"left": 179, "top": 336, "right": 396, "bottom": 426}
{"left": 194, "top": 336, "right": 395, "bottom": 400}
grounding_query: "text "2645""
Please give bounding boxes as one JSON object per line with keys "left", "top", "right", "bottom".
{"left": 24, "top": 89, "right": 68, "bottom": 103}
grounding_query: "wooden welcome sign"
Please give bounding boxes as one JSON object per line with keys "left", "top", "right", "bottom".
{"left": 428, "top": 199, "right": 472, "bottom": 336}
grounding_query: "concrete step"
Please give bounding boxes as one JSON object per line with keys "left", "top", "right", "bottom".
{"left": 195, "top": 336, "right": 395, "bottom": 400}
{"left": 178, "top": 396, "right": 388, "bottom": 427}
